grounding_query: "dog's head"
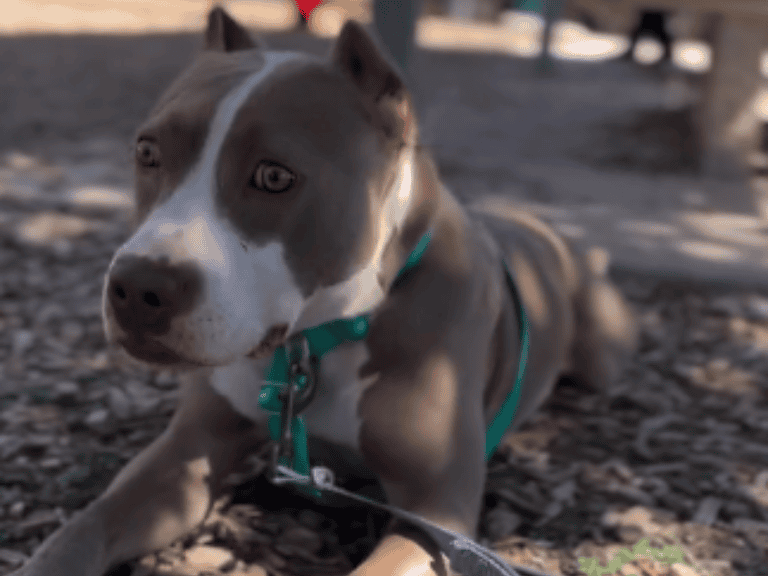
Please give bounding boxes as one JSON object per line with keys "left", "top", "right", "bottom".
{"left": 103, "top": 7, "right": 419, "bottom": 368}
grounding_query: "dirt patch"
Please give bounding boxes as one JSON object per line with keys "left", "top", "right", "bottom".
{"left": 0, "top": 183, "right": 767, "bottom": 576}
{"left": 574, "top": 107, "right": 702, "bottom": 175}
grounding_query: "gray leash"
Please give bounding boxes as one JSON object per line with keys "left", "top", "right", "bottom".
{"left": 269, "top": 464, "right": 552, "bottom": 576}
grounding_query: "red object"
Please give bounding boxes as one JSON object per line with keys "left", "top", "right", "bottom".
{"left": 294, "top": 0, "right": 323, "bottom": 19}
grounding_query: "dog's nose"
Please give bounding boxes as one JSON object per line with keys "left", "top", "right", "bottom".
{"left": 107, "top": 255, "right": 202, "bottom": 336}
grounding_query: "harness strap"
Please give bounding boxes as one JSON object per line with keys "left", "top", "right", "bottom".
{"left": 484, "top": 262, "right": 530, "bottom": 459}
{"left": 258, "top": 231, "right": 530, "bottom": 489}
{"left": 257, "top": 232, "right": 432, "bottom": 494}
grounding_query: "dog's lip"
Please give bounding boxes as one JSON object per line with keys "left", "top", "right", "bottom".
{"left": 116, "top": 324, "right": 290, "bottom": 364}
{"left": 117, "top": 336, "right": 211, "bottom": 368}
{"left": 247, "top": 324, "right": 290, "bottom": 359}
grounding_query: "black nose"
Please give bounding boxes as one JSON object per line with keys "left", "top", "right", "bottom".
{"left": 107, "top": 255, "right": 202, "bottom": 336}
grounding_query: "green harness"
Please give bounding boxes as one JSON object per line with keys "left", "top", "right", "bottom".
{"left": 257, "top": 231, "right": 529, "bottom": 499}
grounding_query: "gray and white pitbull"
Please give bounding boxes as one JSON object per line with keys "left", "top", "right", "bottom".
{"left": 13, "top": 8, "right": 636, "bottom": 576}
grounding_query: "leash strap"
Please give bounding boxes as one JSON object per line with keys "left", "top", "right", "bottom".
{"left": 271, "top": 464, "right": 523, "bottom": 576}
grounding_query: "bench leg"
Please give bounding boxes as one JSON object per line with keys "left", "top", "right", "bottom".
{"left": 699, "top": 14, "right": 768, "bottom": 178}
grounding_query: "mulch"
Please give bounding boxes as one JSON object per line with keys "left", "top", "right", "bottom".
{"left": 0, "top": 25, "right": 767, "bottom": 576}
{"left": 1, "top": 150, "right": 767, "bottom": 576}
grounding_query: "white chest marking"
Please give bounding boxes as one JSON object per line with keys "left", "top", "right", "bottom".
{"left": 210, "top": 356, "right": 272, "bottom": 424}
{"left": 292, "top": 148, "right": 415, "bottom": 333}
{"left": 301, "top": 341, "right": 376, "bottom": 450}
{"left": 210, "top": 341, "right": 375, "bottom": 451}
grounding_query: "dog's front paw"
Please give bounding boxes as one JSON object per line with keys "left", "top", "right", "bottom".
{"left": 6, "top": 552, "right": 101, "bottom": 576}
{"left": 5, "top": 560, "right": 58, "bottom": 576}
{"left": 5, "top": 564, "right": 39, "bottom": 576}
{"left": 7, "top": 515, "right": 109, "bottom": 576}
{"left": 6, "top": 550, "right": 106, "bottom": 576}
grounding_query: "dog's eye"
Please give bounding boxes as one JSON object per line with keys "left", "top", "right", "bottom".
{"left": 250, "top": 162, "right": 295, "bottom": 193}
{"left": 136, "top": 139, "right": 160, "bottom": 167}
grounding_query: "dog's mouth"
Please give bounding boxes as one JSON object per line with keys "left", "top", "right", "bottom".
{"left": 115, "top": 324, "right": 290, "bottom": 366}
{"left": 117, "top": 336, "right": 211, "bottom": 368}
{"left": 247, "top": 324, "right": 290, "bottom": 359}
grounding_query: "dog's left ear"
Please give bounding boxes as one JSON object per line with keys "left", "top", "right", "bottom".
{"left": 332, "top": 21, "right": 415, "bottom": 143}
{"left": 205, "top": 6, "right": 261, "bottom": 52}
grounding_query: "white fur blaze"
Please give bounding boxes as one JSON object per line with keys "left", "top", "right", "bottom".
{"left": 104, "top": 53, "right": 307, "bottom": 366}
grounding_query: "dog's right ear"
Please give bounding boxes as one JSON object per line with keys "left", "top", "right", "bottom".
{"left": 204, "top": 6, "right": 261, "bottom": 52}
{"left": 332, "top": 21, "right": 415, "bottom": 144}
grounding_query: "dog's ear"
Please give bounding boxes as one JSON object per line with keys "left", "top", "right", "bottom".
{"left": 332, "top": 21, "right": 415, "bottom": 143}
{"left": 205, "top": 6, "right": 261, "bottom": 52}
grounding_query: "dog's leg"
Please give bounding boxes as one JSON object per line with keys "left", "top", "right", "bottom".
{"left": 568, "top": 247, "right": 637, "bottom": 391}
{"left": 351, "top": 356, "right": 488, "bottom": 576}
{"left": 11, "top": 371, "right": 266, "bottom": 576}
{"left": 347, "top": 467, "right": 482, "bottom": 576}
{"left": 350, "top": 530, "right": 451, "bottom": 576}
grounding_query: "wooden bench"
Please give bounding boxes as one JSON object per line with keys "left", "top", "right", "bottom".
{"left": 564, "top": 0, "right": 768, "bottom": 177}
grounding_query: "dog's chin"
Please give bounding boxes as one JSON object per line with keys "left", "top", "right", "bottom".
{"left": 116, "top": 337, "right": 214, "bottom": 370}
{"left": 113, "top": 323, "right": 290, "bottom": 368}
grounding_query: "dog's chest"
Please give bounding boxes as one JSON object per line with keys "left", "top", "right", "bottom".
{"left": 302, "top": 342, "right": 376, "bottom": 448}
{"left": 210, "top": 342, "right": 374, "bottom": 451}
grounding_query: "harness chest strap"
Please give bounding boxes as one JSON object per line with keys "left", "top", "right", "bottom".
{"left": 486, "top": 261, "right": 529, "bottom": 459}
{"left": 257, "top": 231, "right": 530, "bottom": 479}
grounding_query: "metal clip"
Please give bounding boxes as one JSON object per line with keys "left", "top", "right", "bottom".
{"left": 269, "top": 465, "right": 335, "bottom": 489}
{"left": 310, "top": 465, "right": 335, "bottom": 489}
{"left": 287, "top": 334, "right": 318, "bottom": 414}
{"left": 269, "top": 379, "right": 298, "bottom": 474}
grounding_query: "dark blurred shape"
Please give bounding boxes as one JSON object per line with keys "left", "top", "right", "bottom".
{"left": 374, "top": 0, "right": 421, "bottom": 74}
{"left": 761, "top": 124, "right": 768, "bottom": 154}
{"left": 625, "top": 11, "right": 671, "bottom": 63}
{"left": 296, "top": 10, "right": 309, "bottom": 30}
{"left": 423, "top": 0, "right": 504, "bottom": 22}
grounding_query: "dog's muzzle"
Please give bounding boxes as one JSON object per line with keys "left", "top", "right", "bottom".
{"left": 105, "top": 255, "right": 203, "bottom": 358}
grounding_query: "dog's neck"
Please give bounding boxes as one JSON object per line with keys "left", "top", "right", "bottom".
{"left": 290, "top": 145, "right": 440, "bottom": 334}
{"left": 376, "top": 146, "right": 441, "bottom": 286}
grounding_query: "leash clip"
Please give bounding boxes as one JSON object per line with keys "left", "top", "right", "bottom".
{"left": 286, "top": 334, "right": 319, "bottom": 414}
{"left": 270, "top": 464, "right": 335, "bottom": 489}
{"left": 265, "top": 334, "right": 319, "bottom": 481}
{"left": 270, "top": 378, "right": 298, "bottom": 474}
{"left": 310, "top": 465, "right": 335, "bottom": 488}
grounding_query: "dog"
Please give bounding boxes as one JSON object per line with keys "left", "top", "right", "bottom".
{"left": 11, "top": 7, "right": 636, "bottom": 576}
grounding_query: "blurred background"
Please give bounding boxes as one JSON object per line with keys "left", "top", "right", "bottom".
{"left": 2, "top": 3, "right": 768, "bottom": 576}
{"left": 4, "top": 0, "right": 768, "bottom": 283}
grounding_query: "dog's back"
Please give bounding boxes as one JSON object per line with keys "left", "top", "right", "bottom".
{"left": 568, "top": 243, "right": 637, "bottom": 392}
{"left": 472, "top": 204, "right": 637, "bottom": 425}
